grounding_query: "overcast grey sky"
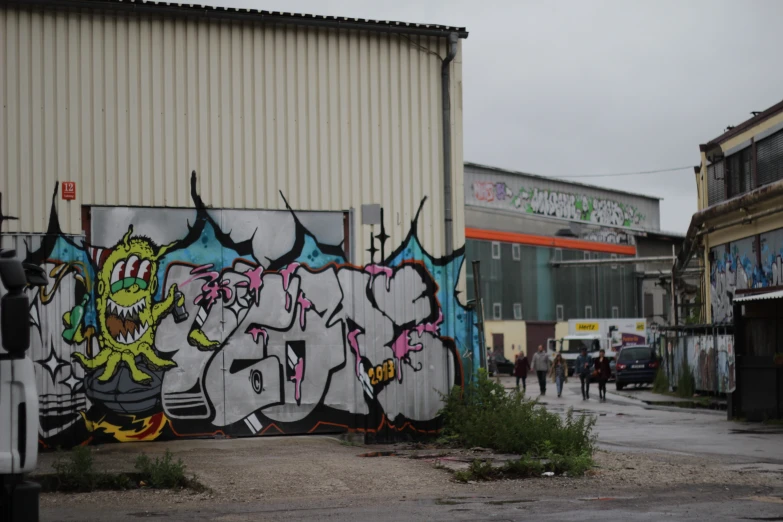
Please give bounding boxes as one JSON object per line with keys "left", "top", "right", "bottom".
{"left": 204, "top": 0, "right": 783, "bottom": 233}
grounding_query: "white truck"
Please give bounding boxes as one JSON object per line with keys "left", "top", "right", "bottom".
{"left": 547, "top": 318, "right": 647, "bottom": 378}
{"left": 0, "top": 249, "right": 48, "bottom": 522}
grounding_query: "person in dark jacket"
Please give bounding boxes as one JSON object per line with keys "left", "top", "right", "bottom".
{"left": 514, "top": 352, "right": 530, "bottom": 392}
{"left": 594, "top": 349, "right": 612, "bottom": 401}
{"left": 575, "top": 347, "right": 592, "bottom": 400}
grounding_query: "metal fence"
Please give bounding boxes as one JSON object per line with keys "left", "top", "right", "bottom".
{"left": 657, "top": 325, "right": 736, "bottom": 395}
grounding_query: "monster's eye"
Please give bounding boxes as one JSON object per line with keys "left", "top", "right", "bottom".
{"left": 111, "top": 261, "right": 126, "bottom": 285}
{"left": 137, "top": 260, "right": 152, "bottom": 284}
{"left": 125, "top": 255, "right": 140, "bottom": 280}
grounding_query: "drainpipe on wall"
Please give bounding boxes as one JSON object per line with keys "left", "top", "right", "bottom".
{"left": 441, "top": 32, "right": 458, "bottom": 256}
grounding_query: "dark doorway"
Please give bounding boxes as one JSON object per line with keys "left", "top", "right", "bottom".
{"left": 526, "top": 322, "right": 556, "bottom": 361}
{"left": 491, "top": 333, "right": 504, "bottom": 359}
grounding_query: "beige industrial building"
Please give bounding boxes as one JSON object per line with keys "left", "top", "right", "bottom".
{"left": 0, "top": 0, "right": 475, "bottom": 447}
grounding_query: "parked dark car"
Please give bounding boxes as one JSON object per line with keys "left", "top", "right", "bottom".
{"left": 615, "top": 345, "right": 659, "bottom": 390}
{"left": 489, "top": 355, "right": 515, "bottom": 376}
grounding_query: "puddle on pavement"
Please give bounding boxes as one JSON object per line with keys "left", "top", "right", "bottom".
{"left": 128, "top": 513, "right": 169, "bottom": 518}
{"left": 730, "top": 429, "right": 783, "bottom": 435}
{"left": 358, "top": 451, "right": 397, "bottom": 457}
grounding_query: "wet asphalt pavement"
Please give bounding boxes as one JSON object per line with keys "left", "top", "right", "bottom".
{"left": 39, "top": 378, "right": 783, "bottom": 521}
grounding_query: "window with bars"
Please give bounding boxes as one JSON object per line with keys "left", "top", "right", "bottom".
{"left": 556, "top": 305, "right": 564, "bottom": 321}
{"left": 512, "top": 244, "right": 521, "bottom": 261}
{"left": 758, "top": 129, "right": 783, "bottom": 187}
{"left": 513, "top": 303, "right": 522, "bottom": 320}
{"left": 707, "top": 160, "right": 725, "bottom": 206}
{"left": 726, "top": 147, "right": 752, "bottom": 198}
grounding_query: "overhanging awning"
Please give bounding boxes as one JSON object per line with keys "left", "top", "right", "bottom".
{"left": 734, "top": 289, "right": 783, "bottom": 303}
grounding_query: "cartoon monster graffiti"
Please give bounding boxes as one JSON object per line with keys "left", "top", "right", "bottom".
{"left": 66, "top": 227, "right": 216, "bottom": 384}
{"left": 2, "top": 172, "right": 479, "bottom": 449}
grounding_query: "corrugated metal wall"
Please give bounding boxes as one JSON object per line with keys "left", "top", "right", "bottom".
{"left": 0, "top": 5, "right": 465, "bottom": 263}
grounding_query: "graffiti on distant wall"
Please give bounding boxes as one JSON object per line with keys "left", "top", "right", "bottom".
{"left": 581, "top": 228, "right": 635, "bottom": 246}
{"left": 0, "top": 173, "right": 478, "bottom": 448}
{"left": 707, "top": 232, "right": 783, "bottom": 323}
{"left": 671, "top": 334, "right": 735, "bottom": 394}
{"left": 471, "top": 181, "right": 645, "bottom": 229}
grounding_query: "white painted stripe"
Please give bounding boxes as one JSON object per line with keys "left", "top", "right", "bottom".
{"left": 247, "top": 413, "right": 262, "bottom": 432}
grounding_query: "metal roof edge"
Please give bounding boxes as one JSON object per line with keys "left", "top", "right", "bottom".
{"left": 464, "top": 161, "right": 664, "bottom": 202}
{"left": 3, "top": 0, "right": 469, "bottom": 38}
{"left": 702, "top": 98, "right": 783, "bottom": 148}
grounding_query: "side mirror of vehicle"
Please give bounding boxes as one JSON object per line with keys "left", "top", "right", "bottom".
{"left": 0, "top": 252, "right": 31, "bottom": 355}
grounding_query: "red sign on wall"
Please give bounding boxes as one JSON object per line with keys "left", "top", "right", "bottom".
{"left": 61, "top": 181, "right": 76, "bottom": 201}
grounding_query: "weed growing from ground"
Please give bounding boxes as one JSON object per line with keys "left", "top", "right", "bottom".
{"left": 135, "top": 450, "right": 189, "bottom": 489}
{"left": 652, "top": 368, "right": 669, "bottom": 394}
{"left": 47, "top": 447, "right": 204, "bottom": 493}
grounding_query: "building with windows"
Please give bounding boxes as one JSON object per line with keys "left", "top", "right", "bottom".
{"left": 464, "top": 162, "right": 684, "bottom": 362}
{"left": 674, "top": 98, "right": 783, "bottom": 420}
{"left": 676, "top": 98, "right": 783, "bottom": 323}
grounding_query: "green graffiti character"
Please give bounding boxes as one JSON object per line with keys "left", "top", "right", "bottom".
{"left": 66, "top": 226, "right": 184, "bottom": 384}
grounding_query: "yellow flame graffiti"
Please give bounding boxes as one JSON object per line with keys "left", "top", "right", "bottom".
{"left": 81, "top": 411, "right": 168, "bottom": 442}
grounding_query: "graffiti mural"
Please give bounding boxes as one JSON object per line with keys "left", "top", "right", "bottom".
{"left": 760, "top": 227, "right": 783, "bottom": 288}
{"left": 471, "top": 181, "right": 645, "bottom": 228}
{"left": 709, "top": 238, "right": 763, "bottom": 323}
{"left": 0, "top": 173, "right": 478, "bottom": 448}
{"left": 581, "top": 228, "right": 635, "bottom": 246}
{"left": 667, "top": 334, "right": 735, "bottom": 394}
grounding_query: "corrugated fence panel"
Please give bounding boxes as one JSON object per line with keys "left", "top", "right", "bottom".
{"left": 1, "top": 6, "right": 464, "bottom": 267}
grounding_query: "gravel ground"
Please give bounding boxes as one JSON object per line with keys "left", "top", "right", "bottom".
{"left": 38, "top": 436, "right": 783, "bottom": 511}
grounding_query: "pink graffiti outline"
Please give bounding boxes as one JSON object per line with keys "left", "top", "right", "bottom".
{"left": 245, "top": 326, "right": 268, "bottom": 346}
{"left": 182, "top": 264, "right": 233, "bottom": 310}
{"left": 365, "top": 265, "right": 393, "bottom": 290}
{"left": 280, "top": 263, "right": 300, "bottom": 311}
{"left": 347, "top": 328, "right": 363, "bottom": 377}
{"left": 296, "top": 291, "right": 312, "bottom": 329}
{"left": 289, "top": 358, "right": 304, "bottom": 404}
{"left": 235, "top": 265, "right": 265, "bottom": 305}
{"left": 390, "top": 330, "right": 424, "bottom": 382}
{"left": 415, "top": 310, "right": 443, "bottom": 337}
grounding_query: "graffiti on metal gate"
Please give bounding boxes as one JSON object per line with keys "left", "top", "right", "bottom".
{"left": 1, "top": 173, "right": 478, "bottom": 448}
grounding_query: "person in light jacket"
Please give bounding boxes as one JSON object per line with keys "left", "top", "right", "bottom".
{"left": 550, "top": 352, "right": 568, "bottom": 398}
{"left": 575, "top": 347, "right": 592, "bottom": 400}
{"left": 530, "top": 345, "right": 551, "bottom": 395}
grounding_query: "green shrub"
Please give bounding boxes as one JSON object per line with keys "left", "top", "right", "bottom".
{"left": 502, "top": 455, "right": 544, "bottom": 477}
{"left": 135, "top": 450, "right": 188, "bottom": 489}
{"left": 438, "top": 369, "right": 596, "bottom": 458}
{"left": 652, "top": 368, "right": 669, "bottom": 394}
{"left": 546, "top": 452, "right": 593, "bottom": 477}
{"left": 52, "top": 446, "right": 98, "bottom": 492}
{"left": 676, "top": 355, "right": 695, "bottom": 398}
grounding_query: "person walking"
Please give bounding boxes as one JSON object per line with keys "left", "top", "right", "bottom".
{"left": 594, "top": 349, "right": 612, "bottom": 402}
{"left": 575, "top": 347, "right": 592, "bottom": 400}
{"left": 531, "top": 345, "right": 550, "bottom": 395}
{"left": 550, "top": 353, "right": 567, "bottom": 398}
{"left": 514, "top": 352, "right": 530, "bottom": 392}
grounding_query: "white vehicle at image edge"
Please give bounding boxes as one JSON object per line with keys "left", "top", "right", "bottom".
{"left": 0, "top": 249, "right": 48, "bottom": 522}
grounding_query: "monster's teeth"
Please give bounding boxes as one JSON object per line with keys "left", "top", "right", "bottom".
{"left": 109, "top": 301, "right": 117, "bottom": 316}
{"left": 123, "top": 332, "right": 132, "bottom": 344}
